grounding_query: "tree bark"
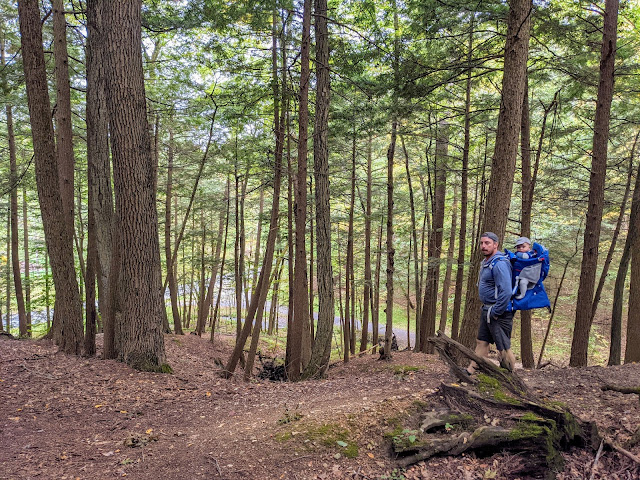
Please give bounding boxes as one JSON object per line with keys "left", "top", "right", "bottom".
{"left": 287, "top": 0, "right": 312, "bottom": 380}
{"left": 103, "top": 0, "right": 166, "bottom": 370}
{"left": 19, "top": 0, "right": 83, "bottom": 354}
{"left": 86, "top": 0, "right": 115, "bottom": 357}
{"left": 304, "top": 0, "right": 334, "bottom": 378}
{"left": 570, "top": 0, "right": 619, "bottom": 367}
{"left": 439, "top": 187, "right": 457, "bottom": 334}
{"left": 457, "top": 0, "right": 531, "bottom": 350}
{"left": 22, "top": 187, "right": 31, "bottom": 334}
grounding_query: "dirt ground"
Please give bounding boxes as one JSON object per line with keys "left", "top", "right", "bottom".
{"left": 1, "top": 333, "right": 639, "bottom": 480}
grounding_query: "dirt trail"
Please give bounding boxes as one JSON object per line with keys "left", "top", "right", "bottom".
{"left": 1, "top": 334, "right": 639, "bottom": 479}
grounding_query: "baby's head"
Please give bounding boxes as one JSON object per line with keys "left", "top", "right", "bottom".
{"left": 515, "top": 236, "right": 532, "bottom": 253}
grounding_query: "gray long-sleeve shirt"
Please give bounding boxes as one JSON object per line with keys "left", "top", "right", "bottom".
{"left": 478, "top": 253, "right": 512, "bottom": 316}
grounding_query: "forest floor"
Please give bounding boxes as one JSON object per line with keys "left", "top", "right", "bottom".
{"left": 1, "top": 332, "right": 640, "bottom": 480}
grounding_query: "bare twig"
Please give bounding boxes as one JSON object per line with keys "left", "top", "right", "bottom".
{"left": 604, "top": 437, "right": 640, "bottom": 466}
{"left": 589, "top": 439, "right": 604, "bottom": 480}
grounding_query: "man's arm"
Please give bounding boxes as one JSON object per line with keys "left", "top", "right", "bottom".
{"left": 491, "top": 259, "right": 512, "bottom": 315}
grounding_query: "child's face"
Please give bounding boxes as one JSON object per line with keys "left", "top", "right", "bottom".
{"left": 516, "top": 242, "right": 532, "bottom": 252}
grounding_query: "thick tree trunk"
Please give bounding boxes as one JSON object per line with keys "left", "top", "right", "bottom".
{"left": 288, "top": 0, "right": 312, "bottom": 380}
{"left": 625, "top": 238, "right": 640, "bottom": 364}
{"left": 304, "top": 0, "right": 334, "bottom": 379}
{"left": 420, "top": 121, "right": 448, "bottom": 353}
{"left": 570, "top": 0, "right": 619, "bottom": 367}
{"left": 103, "top": 0, "right": 166, "bottom": 371}
{"left": 52, "top": 0, "right": 75, "bottom": 228}
{"left": 457, "top": 0, "right": 531, "bottom": 350}
{"left": 19, "top": 0, "right": 83, "bottom": 354}
{"left": 87, "top": 0, "right": 115, "bottom": 355}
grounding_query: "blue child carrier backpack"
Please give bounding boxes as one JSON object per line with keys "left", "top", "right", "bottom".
{"left": 503, "top": 242, "right": 551, "bottom": 311}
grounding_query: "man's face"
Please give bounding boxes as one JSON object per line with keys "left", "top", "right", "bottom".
{"left": 480, "top": 237, "right": 498, "bottom": 257}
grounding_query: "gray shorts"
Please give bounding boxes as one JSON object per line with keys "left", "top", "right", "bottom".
{"left": 477, "top": 305, "right": 514, "bottom": 352}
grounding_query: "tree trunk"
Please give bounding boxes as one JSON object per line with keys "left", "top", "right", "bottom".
{"left": 346, "top": 128, "right": 356, "bottom": 357}
{"left": 5, "top": 207, "right": 10, "bottom": 333}
{"left": 519, "top": 80, "right": 535, "bottom": 369}
{"left": 303, "top": 0, "right": 334, "bottom": 379}
{"left": 165, "top": 121, "right": 183, "bottom": 334}
{"left": 451, "top": 19, "right": 474, "bottom": 342}
{"left": 570, "top": 0, "right": 619, "bottom": 367}
{"left": 420, "top": 121, "right": 448, "bottom": 353}
{"left": 86, "top": 0, "right": 115, "bottom": 357}
{"left": 7, "top": 101, "right": 27, "bottom": 337}
{"left": 211, "top": 176, "right": 231, "bottom": 342}
{"left": 610, "top": 132, "right": 640, "bottom": 364}
{"left": 457, "top": 0, "right": 531, "bottom": 350}
{"left": 360, "top": 133, "right": 373, "bottom": 353}
{"left": 197, "top": 203, "right": 226, "bottom": 336}
{"left": 383, "top": 116, "right": 397, "bottom": 360}
{"left": 22, "top": 187, "right": 31, "bottom": 334}
{"left": 439, "top": 187, "right": 457, "bottom": 335}
{"left": 625, "top": 236, "right": 640, "bottom": 364}
{"left": 401, "top": 136, "right": 421, "bottom": 346}
{"left": 52, "top": 0, "right": 75, "bottom": 230}
{"left": 103, "top": 0, "right": 166, "bottom": 371}
{"left": 19, "top": 0, "right": 83, "bottom": 354}
{"left": 223, "top": 10, "right": 286, "bottom": 378}
{"left": 287, "top": 0, "right": 312, "bottom": 381}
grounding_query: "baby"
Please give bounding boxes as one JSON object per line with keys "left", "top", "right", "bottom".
{"left": 514, "top": 237, "right": 538, "bottom": 299}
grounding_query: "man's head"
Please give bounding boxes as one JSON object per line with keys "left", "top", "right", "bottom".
{"left": 515, "top": 236, "right": 532, "bottom": 253}
{"left": 480, "top": 232, "right": 499, "bottom": 258}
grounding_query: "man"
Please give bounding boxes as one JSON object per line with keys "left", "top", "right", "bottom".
{"left": 467, "top": 232, "right": 516, "bottom": 375}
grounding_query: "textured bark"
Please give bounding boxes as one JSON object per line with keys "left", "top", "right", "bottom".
{"left": 165, "top": 123, "right": 183, "bottom": 334}
{"left": 211, "top": 176, "right": 231, "bottom": 342}
{"left": 103, "top": 0, "right": 166, "bottom": 371}
{"left": 86, "top": 0, "right": 115, "bottom": 357}
{"left": 624, "top": 230, "right": 640, "bottom": 365}
{"left": 458, "top": 0, "right": 531, "bottom": 350}
{"left": 287, "top": 0, "right": 311, "bottom": 380}
{"left": 420, "top": 121, "right": 448, "bottom": 353}
{"left": 570, "top": 0, "right": 619, "bottom": 367}
{"left": 19, "top": 0, "right": 83, "bottom": 354}
{"left": 52, "top": 0, "right": 75, "bottom": 227}
{"left": 303, "top": 0, "right": 334, "bottom": 378}
{"left": 346, "top": 129, "right": 356, "bottom": 357}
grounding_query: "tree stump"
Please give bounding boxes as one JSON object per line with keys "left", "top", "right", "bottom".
{"left": 389, "top": 332, "right": 599, "bottom": 479}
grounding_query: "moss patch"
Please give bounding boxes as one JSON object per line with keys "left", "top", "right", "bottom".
{"left": 476, "top": 374, "right": 521, "bottom": 405}
{"left": 277, "top": 422, "right": 359, "bottom": 458}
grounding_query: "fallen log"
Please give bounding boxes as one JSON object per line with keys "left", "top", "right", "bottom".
{"left": 388, "top": 332, "right": 600, "bottom": 478}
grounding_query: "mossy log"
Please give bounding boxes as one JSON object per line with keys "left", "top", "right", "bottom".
{"left": 389, "top": 333, "right": 600, "bottom": 478}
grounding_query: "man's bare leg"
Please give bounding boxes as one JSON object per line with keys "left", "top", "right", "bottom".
{"left": 499, "top": 348, "right": 516, "bottom": 372}
{"left": 467, "top": 340, "right": 490, "bottom": 374}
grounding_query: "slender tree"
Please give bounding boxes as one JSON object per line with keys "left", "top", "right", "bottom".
{"left": 570, "top": 0, "right": 619, "bottom": 367}
{"left": 19, "top": 0, "right": 83, "bottom": 353}
{"left": 458, "top": 0, "right": 532, "bottom": 350}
